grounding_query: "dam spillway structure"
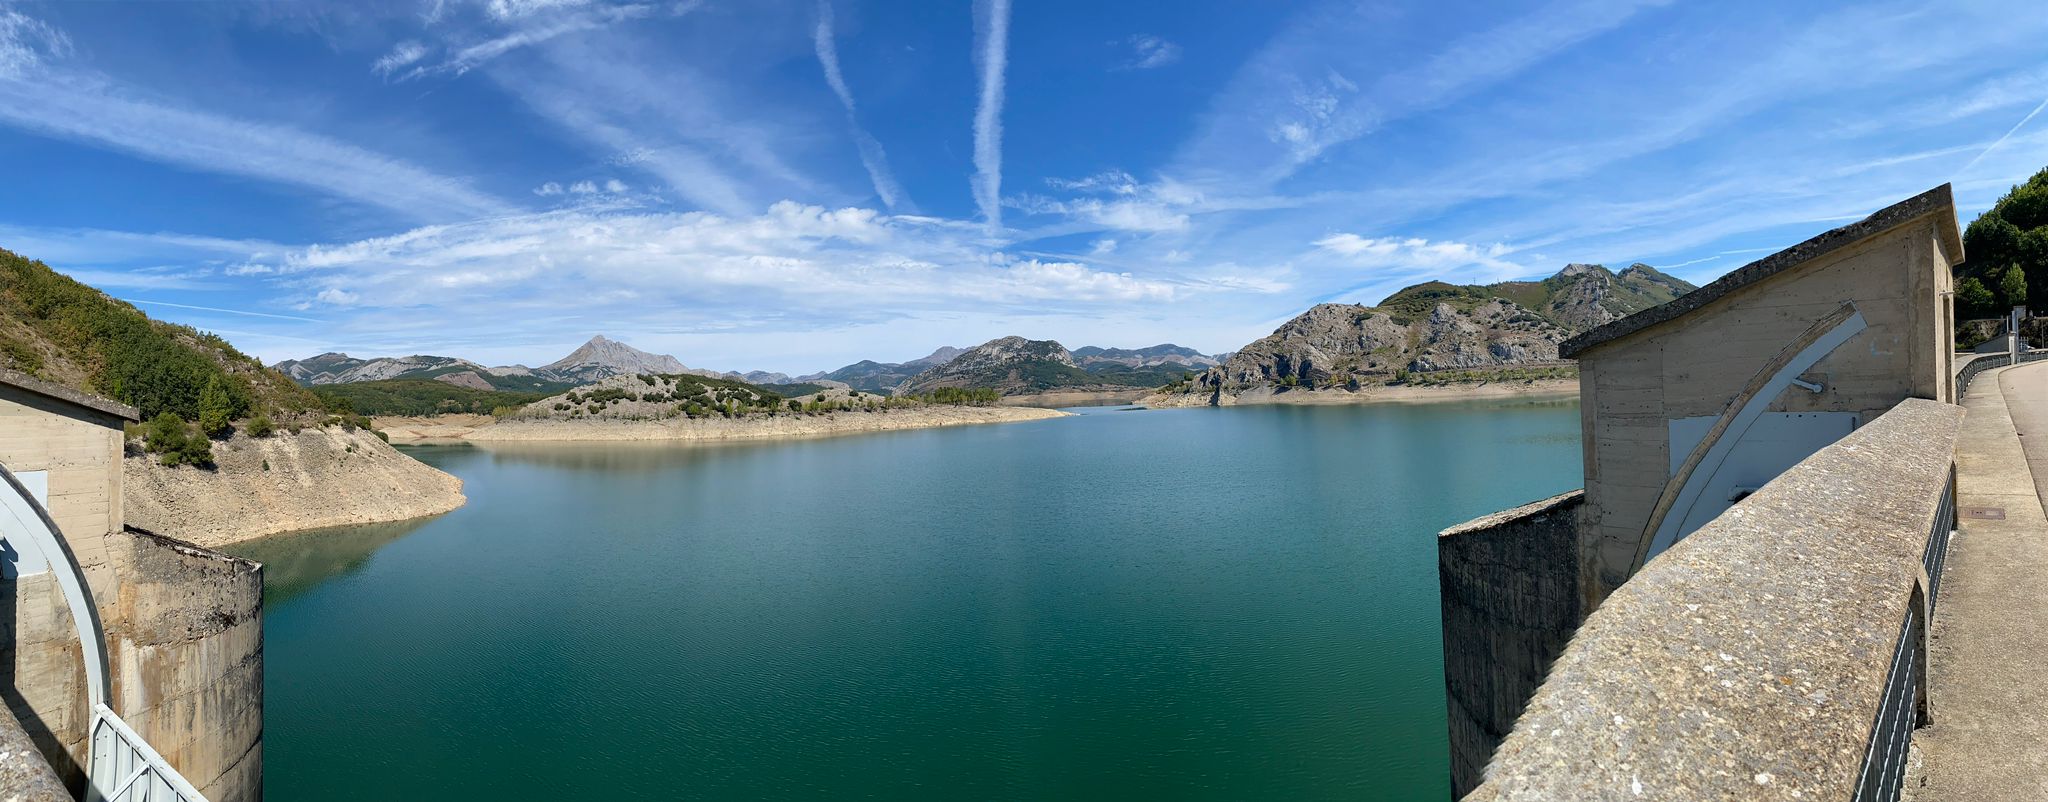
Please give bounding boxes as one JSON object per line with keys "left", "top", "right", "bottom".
{"left": 0, "top": 369, "right": 261, "bottom": 800}
{"left": 1440, "top": 184, "right": 1964, "bottom": 799}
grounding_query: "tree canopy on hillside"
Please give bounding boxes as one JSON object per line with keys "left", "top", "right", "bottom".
{"left": 0, "top": 247, "right": 325, "bottom": 421}
{"left": 1959, "top": 166, "right": 2048, "bottom": 318}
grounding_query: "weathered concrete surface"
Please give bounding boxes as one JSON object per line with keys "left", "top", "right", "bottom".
{"left": 0, "top": 704, "right": 67, "bottom": 801}
{"left": 1907, "top": 362, "right": 2048, "bottom": 801}
{"left": 1469, "top": 399, "right": 1961, "bottom": 801}
{"left": 108, "top": 528, "right": 263, "bottom": 802}
{"left": 1438, "top": 491, "right": 1584, "bottom": 799}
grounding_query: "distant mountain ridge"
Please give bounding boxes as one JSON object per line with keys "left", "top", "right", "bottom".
{"left": 895, "top": 336, "right": 1209, "bottom": 397}
{"left": 1165, "top": 263, "right": 1695, "bottom": 403}
{"left": 278, "top": 336, "right": 1225, "bottom": 401}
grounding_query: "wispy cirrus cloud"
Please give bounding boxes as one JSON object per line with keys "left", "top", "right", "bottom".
{"left": 0, "top": 7, "right": 68, "bottom": 78}
{"left": 259, "top": 201, "right": 1179, "bottom": 318}
{"left": 813, "top": 0, "right": 911, "bottom": 211}
{"left": 971, "top": 0, "right": 1011, "bottom": 228}
{"left": 1117, "top": 35, "right": 1180, "bottom": 70}
{"left": 376, "top": 2, "right": 658, "bottom": 80}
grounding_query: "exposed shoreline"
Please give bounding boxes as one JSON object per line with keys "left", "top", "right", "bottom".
{"left": 375, "top": 405, "right": 1068, "bottom": 443}
{"left": 124, "top": 427, "right": 466, "bottom": 548}
{"left": 1142, "top": 378, "right": 1580, "bottom": 408}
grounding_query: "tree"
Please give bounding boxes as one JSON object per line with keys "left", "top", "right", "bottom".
{"left": 146, "top": 412, "right": 187, "bottom": 454}
{"left": 1961, "top": 167, "right": 2048, "bottom": 313}
{"left": 2001, "top": 264, "right": 2029, "bottom": 309}
{"left": 1957, "top": 276, "right": 1997, "bottom": 318}
{"left": 197, "top": 375, "right": 234, "bottom": 437}
{"left": 144, "top": 412, "right": 212, "bottom": 467}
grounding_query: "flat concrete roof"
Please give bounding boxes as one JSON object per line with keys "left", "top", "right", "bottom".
{"left": 1560, "top": 183, "right": 1963, "bottom": 359}
{"left": 0, "top": 367, "right": 141, "bottom": 422}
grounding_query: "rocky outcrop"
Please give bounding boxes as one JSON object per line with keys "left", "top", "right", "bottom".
{"left": 274, "top": 352, "right": 490, "bottom": 385}
{"left": 1163, "top": 263, "right": 1695, "bottom": 405}
{"left": 124, "top": 427, "right": 465, "bottom": 548}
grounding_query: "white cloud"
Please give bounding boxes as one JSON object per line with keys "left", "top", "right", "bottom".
{"left": 1119, "top": 35, "right": 1181, "bottom": 70}
{"left": 0, "top": 67, "right": 507, "bottom": 221}
{"left": 1314, "top": 233, "right": 1521, "bottom": 274}
{"left": 0, "top": 8, "right": 68, "bottom": 79}
{"left": 972, "top": 0, "right": 1011, "bottom": 228}
{"left": 262, "top": 201, "right": 1181, "bottom": 314}
{"left": 534, "top": 181, "right": 565, "bottom": 196}
{"left": 1176, "top": 0, "right": 1671, "bottom": 184}
{"left": 372, "top": 41, "right": 429, "bottom": 76}
{"left": 389, "top": 2, "right": 655, "bottom": 80}
{"left": 486, "top": 0, "right": 593, "bottom": 20}
{"left": 604, "top": 178, "right": 628, "bottom": 193}
{"left": 813, "top": 0, "right": 912, "bottom": 211}
{"left": 1089, "top": 238, "right": 1117, "bottom": 255}
{"left": 569, "top": 180, "right": 598, "bottom": 194}
{"left": 1047, "top": 170, "right": 1139, "bottom": 195}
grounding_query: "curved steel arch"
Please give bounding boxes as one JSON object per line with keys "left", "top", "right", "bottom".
{"left": 0, "top": 462, "right": 110, "bottom": 710}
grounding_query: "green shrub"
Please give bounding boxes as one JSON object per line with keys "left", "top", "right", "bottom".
{"left": 246, "top": 414, "right": 275, "bottom": 438}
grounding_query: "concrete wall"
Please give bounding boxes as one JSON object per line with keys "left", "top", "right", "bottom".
{"left": 106, "top": 528, "right": 263, "bottom": 802}
{"left": 1466, "top": 400, "right": 1962, "bottom": 801}
{"left": 1576, "top": 214, "right": 1956, "bottom": 606}
{"left": 1438, "top": 491, "right": 1584, "bottom": 800}
{"left": 0, "top": 384, "right": 262, "bottom": 800}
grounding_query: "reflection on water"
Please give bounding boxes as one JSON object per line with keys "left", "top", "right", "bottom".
{"left": 226, "top": 517, "right": 434, "bottom": 603}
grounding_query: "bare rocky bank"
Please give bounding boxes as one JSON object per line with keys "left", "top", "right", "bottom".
{"left": 124, "top": 427, "right": 466, "bottom": 548}
{"left": 387, "top": 405, "right": 1067, "bottom": 443}
{"left": 1142, "top": 377, "right": 1579, "bottom": 408}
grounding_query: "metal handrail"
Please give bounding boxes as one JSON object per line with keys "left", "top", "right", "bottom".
{"left": 87, "top": 703, "right": 207, "bottom": 802}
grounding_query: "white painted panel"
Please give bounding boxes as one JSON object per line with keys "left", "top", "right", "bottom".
{"left": 0, "top": 468, "right": 51, "bottom": 577}
{"left": 1666, "top": 412, "right": 1860, "bottom": 544}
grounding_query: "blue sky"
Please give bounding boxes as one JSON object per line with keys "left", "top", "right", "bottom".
{"left": 0, "top": 0, "right": 2044, "bottom": 374}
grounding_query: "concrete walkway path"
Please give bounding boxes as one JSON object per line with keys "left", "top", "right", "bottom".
{"left": 1907, "top": 362, "right": 2048, "bottom": 801}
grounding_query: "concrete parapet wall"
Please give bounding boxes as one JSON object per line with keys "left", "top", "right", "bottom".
{"left": 1466, "top": 399, "right": 1962, "bottom": 801}
{"left": 1438, "top": 491, "right": 1584, "bottom": 799}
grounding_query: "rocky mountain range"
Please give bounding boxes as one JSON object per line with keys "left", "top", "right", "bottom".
{"left": 277, "top": 335, "right": 737, "bottom": 392}
{"left": 279, "top": 334, "right": 1221, "bottom": 401}
{"left": 1161, "top": 263, "right": 1695, "bottom": 403}
{"left": 895, "top": 336, "right": 1208, "bottom": 397}
{"left": 1070, "top": 344, "right": 1225, "bottom": 369}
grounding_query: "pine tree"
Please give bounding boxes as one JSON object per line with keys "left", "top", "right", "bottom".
{"left": 198, "top": 375, "right": 234, "bottom": 437}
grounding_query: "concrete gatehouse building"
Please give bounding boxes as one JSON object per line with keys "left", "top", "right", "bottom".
{"left": 0, "top": 368, "right": 262, "bottom": 800}
{"left": 1440, "top": 185, "right": 1964, "bottom": 798}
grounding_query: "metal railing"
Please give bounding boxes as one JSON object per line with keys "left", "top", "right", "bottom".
{"left": 1851, "top": 464, "right": 1955, "bottom": 801}
{"left": 1854, "top": 600, "right": 1925, "bottom": 802}
{"left": 1954, "top": 350, "right": 2048, "bottom": 397}
{"left": 86, "top": 704, "right": 207, "bottom": 802}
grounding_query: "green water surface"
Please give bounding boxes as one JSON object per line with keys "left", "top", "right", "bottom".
{"left": 229, "top": 400, "right": 1581, "bottom": 800}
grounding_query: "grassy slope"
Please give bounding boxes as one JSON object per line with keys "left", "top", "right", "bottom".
{"left": 0, "top": 247, "right": 326, "bottom": 421}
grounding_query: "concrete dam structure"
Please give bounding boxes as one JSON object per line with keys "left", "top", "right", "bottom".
{"left": 1441, "top": 184, "right": 2048, "bottom": 800}
{"left": 0, "top": 368, "right": 260, "bottom": 801}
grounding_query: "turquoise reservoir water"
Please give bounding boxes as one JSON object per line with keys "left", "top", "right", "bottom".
{"left": 229, "top": 400, "right": 1581, "bottom": 800}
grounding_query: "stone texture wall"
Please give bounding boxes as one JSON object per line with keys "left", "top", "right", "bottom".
{"left": 106, "top": 528, "right": 263, "bottom": 802}
{"left": 1438, "top": 491, "right": 1584, "bottom": 800}
{"left": 1576, "top": 214, "right": 1955, "bottom": 608}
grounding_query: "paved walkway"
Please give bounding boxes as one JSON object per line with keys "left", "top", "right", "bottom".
{"left": 1908, "top": 362, "right": 2048, "bottom": 801}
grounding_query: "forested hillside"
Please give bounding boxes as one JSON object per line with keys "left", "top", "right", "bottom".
{"left": 0, "top": 247, "right": 325, "bottom": 422}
